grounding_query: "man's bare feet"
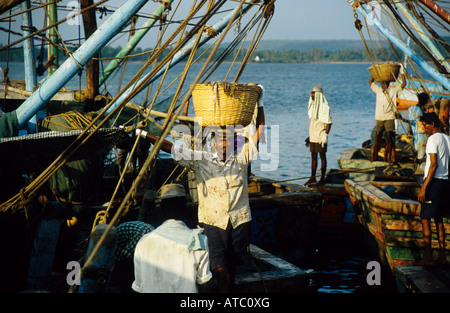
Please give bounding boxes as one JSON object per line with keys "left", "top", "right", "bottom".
{"left": 304, "top": 178, "right": 317, "bottom": 186}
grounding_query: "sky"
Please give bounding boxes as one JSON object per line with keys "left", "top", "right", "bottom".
{"left": 256, "top": 0, "right": 361, "bottom": 40}
{"left": 0, "top": 0, "right": 362, "bottom": 49}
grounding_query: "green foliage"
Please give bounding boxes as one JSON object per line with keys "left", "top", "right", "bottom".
{"left": 2, "top": 38, "right": 438, "bottom": 65}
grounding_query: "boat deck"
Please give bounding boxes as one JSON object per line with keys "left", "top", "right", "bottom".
{"left": 395, "top": 265, "right": 450, "bottom": 293}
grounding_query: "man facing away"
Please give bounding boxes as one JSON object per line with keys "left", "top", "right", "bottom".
{"left": 369, "top": 72, "right": 406, "bottom": 163}
{"left": 132, "top": 184, "right": 212, "bottom": 292}
{"left": 418, "top": 113, "right": 450, "bottom": 265}
{"left": 304, "top": 86, "right": 332, "bottom": 186}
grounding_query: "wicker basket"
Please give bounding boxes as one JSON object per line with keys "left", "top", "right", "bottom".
{"left": 192, "top": 82, "right": 260, "bottom": 127}
{"left": 368, "top": 62, "right": 401, "bottom": 83}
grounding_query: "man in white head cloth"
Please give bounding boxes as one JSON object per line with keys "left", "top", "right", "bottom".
{"left": 304, "top": 86, "right": 332, "bottom": 186}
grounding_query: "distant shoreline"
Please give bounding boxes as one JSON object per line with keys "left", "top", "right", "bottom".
{"left": 123, "top": 60, "right": 372, "bottom": 65}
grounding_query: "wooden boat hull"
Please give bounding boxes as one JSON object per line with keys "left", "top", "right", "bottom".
{"left": 338, "top": 148, "right": 416, "bottom": 182}
{"left": 1, "top": 169, "right": 321, "bottom": 293}
{"left": 234, "top": 244, "right": 308, "bottom": 293}
{"left": 344, "top": 179, "right": 450, "bottom": 271}
{"left": 308, "top": 169, "right": 359, "bottom": 228}
{"left": 247, "top": 176, "right": 323, "bottom": 263}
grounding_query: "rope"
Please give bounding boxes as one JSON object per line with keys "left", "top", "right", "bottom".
{"left": 0, "top": 0, "right": 109, "bottom": 52}
{"left": 72, "top": 0, "right": 236, "bottom": 285}
{"left": 353, "top": 8, "right": 408, "bottom": 135}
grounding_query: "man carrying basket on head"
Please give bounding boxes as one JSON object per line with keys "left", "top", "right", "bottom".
{"left": 368, "top": 63, "right": 406, "bottom": 164}
{"left": 144, "top": 83, "right": 263, "bottom": 293}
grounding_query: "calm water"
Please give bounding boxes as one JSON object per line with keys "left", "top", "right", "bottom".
{"left": 3, "top": 61, "right": 398, "bottom": 292}
{"left": 3, "top": 61, "right": 376, "bottom": 184}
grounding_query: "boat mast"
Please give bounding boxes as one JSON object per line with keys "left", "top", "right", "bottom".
{"left": 356, "top": 2, "right": 450, "bottom": 91}
{"left": 396, "top": 2, "right": 450, "bottom": 73}
{"left": 47, "top": 0, "right": 59, "bottom": 76}
{"left": 21, "top": 0, "right": 39, "bottom": 133}
{"left": 417, "top": 0, "right": 450, "bottom": 25}
{"left": 80, "top": 0, "right": 99, "bottom": 111}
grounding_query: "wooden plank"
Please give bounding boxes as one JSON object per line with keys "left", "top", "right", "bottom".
{"left": 235, "top": 245, "right": 307, "bottom": 292}
{"left": 394, "top": 265, "right": 450, "bottom": 293}
{"left": 0, "top": 87, "right": 75, "bottom": 101}
{"left": 80, "top": 0, "right": 99, "bottom": 107}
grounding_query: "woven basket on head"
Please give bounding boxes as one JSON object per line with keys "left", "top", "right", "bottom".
{"left": 368, "top": 62, "right": 401, "bottom": 83}
{"left": 192, "top": 82, "right": 260, "bottom": 127}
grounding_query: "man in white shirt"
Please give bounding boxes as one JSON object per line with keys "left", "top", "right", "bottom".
{"left": 418, "top": 113, "right": 450, "bottom": 265}
{"left": 175, "top": 126, "right": 258, "bottom": 292}
{"left": 132, "top": 184, "right": 212, "bottom": 293}
{"left": 369, "top": 73, "right": 406, "bottom": 163}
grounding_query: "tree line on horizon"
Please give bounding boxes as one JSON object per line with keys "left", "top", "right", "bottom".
{"left": 0, "top": 44, "right": 426, "bottom": 65}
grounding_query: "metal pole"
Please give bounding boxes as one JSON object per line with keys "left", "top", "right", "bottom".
{"left": 47, "top": 0, "right": 59, "bottom": 76}
{"left": 21, "top": 0, "right": 37, "bottom": 91}
{"left": 21, "top": 0, "right": 40, "bottom": 133}
{"left": 15, "top": 0, "right": 150, "bottom": 129}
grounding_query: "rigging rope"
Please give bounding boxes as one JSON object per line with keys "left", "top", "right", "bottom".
{"left": 75, "top": 0, "right": 256, "bottom": 286}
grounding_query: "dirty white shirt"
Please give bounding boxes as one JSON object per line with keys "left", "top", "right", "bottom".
{"left": 309, "top": 118, "right": 332, "bottom": 144}
{"left": 132, "top": 220, "right": 212, "bottom": 293}
{"left": 173, "top": 135, "right": 258, "bottom": 230}
{"left": 371, "top": 83, "right": 402, "bottom": 121}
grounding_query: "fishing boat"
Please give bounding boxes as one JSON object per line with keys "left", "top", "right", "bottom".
{"left": 234, "top": 244, "right": 309, "bottom": 293}
{"left": 341, "top": 0, "right": 450, "bottom": 180}
{"left": 306, "top": 169, "right": 359, "bottom": 229}
{"left": 344, "top": 179, "right": 450, "bottom": 272}
{"left": 0, "top": 0, "right": 321, "bottom": 293}
{"left": 340, "top": 1, "right": 450, "bottom": 279}
{"left": 345, "top": 0, "right": 450, "bottom": 170}
{"left": 337, "top": 145, "right": 417, "bottom": 182}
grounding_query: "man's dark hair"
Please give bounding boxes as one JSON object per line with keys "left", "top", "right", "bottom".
{"left": 417, "top": 92, "right": 430, "bottom": 106}
{"left": 419, "top": 112, "right": 441, "bottom": 128}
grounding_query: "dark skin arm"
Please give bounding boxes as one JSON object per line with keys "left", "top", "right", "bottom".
{"left": 399, "top": 73, "right": 406, "bottom": 89}
{"left": 254, "top": 107, "right": 265, "bottom": 144}
{"left": 368, "top": 74, "right": 406, "bottom": 88}
{"left": 325, "top": 123, "right": 331, "bottom": 135}
{"left": 418, "top": 153, "right": 437, "bottom": 203}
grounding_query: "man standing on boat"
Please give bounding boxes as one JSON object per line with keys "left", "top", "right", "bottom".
{"left": 369, "top": 72, "right": 406, "bottom": 164}
{"left": 145, "top": 121, "right": 260, "bottom": 292}
{"left": 304, "top": 86, "right": 332, "bottom": 186}
{"left": 418, "top": 112, "right": 450, "bottom": 265}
